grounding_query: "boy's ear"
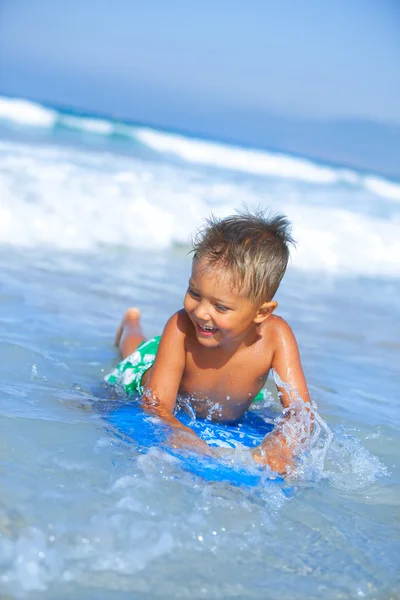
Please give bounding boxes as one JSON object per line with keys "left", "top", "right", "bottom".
{"left": 253, "top": 301, "right": 278, "bottom": 324}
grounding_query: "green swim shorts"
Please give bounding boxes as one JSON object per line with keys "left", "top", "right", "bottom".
{"left": 104, "top": 336, "right": 161, "bottom": 396}
{"left": 105, "top": 334, "right": 265, "bottom": 401}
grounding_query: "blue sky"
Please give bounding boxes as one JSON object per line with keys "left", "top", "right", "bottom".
{"left": 1, "top": 0, "right": 399, "bottom": 124}
{"left": 0, "top": 1, "right": 399, "bottom": 176}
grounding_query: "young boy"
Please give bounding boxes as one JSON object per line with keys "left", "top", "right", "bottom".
{"left": 105, "top": 211, "right": 311, "bottom": 474}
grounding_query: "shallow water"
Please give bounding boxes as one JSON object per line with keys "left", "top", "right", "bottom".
{"left": 0, "top": 103, "right": 399, "bottom": 597}
{"left": 0, "top": 244, "right": 399, "bottom": 599}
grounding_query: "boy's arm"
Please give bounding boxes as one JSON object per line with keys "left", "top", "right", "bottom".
{"left": 270, "top": 317, "right": 310, "bottom": 408}
{"left": 252, "top": 318, "right": 311, "bottom": 473}
{"left": 141, "top": 311, "right": 212, "bottom": 455}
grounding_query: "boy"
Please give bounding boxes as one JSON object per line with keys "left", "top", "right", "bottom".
{"left": 105, "top": 210, "right": 311, "bottom": 474}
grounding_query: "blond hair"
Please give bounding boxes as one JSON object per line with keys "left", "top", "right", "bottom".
{"left": 191, "top": 209, "right": 294, "bottom": 303}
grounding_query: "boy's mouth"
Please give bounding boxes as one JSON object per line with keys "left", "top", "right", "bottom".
{"left": 196, "top": 322, "right": 218, "bottom": 336}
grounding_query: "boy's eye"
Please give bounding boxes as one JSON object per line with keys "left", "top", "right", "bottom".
{"left": 215, "top": 304, "right": 229, "bottom": 312}
{"left": 188, "top": 288, "right": 200, "bottom": 299}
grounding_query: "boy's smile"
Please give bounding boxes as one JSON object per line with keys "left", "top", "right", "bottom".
{"left": 184, "top": 258, "right": 268, "bottom": 349}
{"left": 196, "top": 322, "right": 218, "bottom": 336}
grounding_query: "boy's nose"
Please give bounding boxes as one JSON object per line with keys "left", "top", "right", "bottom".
{"left": 194, "top": 301, "right": 211, "bottom": 322}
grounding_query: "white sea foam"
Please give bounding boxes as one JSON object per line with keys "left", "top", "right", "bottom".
{"left": 0, "top": 97, "right": 56, "bottom": 127}
{"left": 289, "top": 205, "right": 400, "bottom": 276}
{"left": 364, "top": 175, "right": 400, "bottom": 201}
{"left": 1, "top": 139, "right": 399, "bottom": 277}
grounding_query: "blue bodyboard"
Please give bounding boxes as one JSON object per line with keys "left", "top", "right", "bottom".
{"left": 106, "top": 404, "right": 285, "bottom": 487}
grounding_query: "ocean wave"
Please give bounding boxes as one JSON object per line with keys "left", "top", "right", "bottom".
{"left": 0, "top": 97, "right": 57, "bottom": 127}
{"left": 135, "top": 127, "right": 359, "bottom": 186}
{"left": 61, "top": 115, "right": 114, "bottom": 135}
{"left": 364, "top": 175, "right": 400, "bottom": 201}
{"left": 1, "top": 139, "right": 399, "bottom": 278}
{"left": 1, "top": 95, "right": 400, "bottom": 201}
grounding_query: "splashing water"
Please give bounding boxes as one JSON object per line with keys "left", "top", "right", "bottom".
{"left": 265, "top": 371, "right": 387, "bottom": 489}
{"left": 141, "top": 370, "right": 388, "bottom": 494}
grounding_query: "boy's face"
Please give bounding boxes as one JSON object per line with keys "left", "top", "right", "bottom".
{"left": 184, "top": 258, "right": 268, "bottom": 349}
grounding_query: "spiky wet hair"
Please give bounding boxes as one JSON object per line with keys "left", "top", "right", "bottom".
{"left": 191, "top": 209, "right": 295, "bottom": 303}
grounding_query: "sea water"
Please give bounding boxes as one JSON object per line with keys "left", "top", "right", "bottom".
{"left": 0, "top": 97, "right": 399, "bottom": 599}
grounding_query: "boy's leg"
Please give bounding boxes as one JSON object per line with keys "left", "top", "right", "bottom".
{"left": 115, "top": 308, "right": 146, "bottom": 359}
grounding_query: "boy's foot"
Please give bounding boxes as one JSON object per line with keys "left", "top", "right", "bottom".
{"left": 114, "top": 307, "right": 142, "bottom": 347}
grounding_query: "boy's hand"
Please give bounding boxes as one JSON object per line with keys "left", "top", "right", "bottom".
{"left": 169, "top": 429, "right": 215, "bottom": 457}
{"left": 251, "top": 434, "right": 294, "bottom": 475}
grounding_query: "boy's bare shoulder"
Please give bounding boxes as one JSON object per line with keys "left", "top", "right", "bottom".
{"left": 163, "top": 309, "right": 193, "bottom": 338}
{"left": 265, "top": 315, "right": 298, "bottom": 349}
